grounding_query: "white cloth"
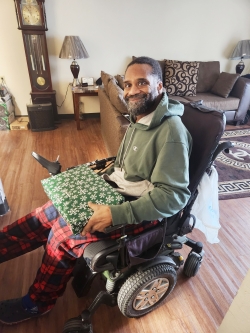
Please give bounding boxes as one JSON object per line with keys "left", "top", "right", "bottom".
{"left": 103, "top": 168, "right": 154, "bottom": 197}
{"left": 191, "top": 166, "right": 221, "bottom": 244}
{"left": 0, "top": 179, "right": 6, "bottom": 202}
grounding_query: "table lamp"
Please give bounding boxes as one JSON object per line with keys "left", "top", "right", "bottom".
{"left": 229, "top": 40, "right": 250, "bottom": 74}
{"left": 59, "top": 36, "right": 89, "bottom": 86}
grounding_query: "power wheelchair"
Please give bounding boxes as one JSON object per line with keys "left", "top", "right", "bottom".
{"left": 33, "top": 102, "right": 231, "bottom": 333}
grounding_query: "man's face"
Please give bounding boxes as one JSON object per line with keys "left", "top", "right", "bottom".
{"left": 123, "top": 64, "right": 163, "bottom": 117}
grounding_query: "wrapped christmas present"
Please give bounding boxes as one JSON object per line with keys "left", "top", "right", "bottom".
{"left": 41, "top": 164, "right": 124, "bottom": 234}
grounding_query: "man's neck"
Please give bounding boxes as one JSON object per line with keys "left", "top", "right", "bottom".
{"left": 136, "top": 111, "right": 152, "bottom": 122}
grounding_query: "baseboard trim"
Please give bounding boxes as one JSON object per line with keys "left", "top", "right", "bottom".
{"left": 16, "top": 113, "right": 100, "bottom": 120}
{"left": 58, "top": 113, "right": 100, "bottom": 119}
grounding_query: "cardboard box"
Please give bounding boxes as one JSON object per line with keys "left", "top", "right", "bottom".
{"left": 10, "top": 117, "right": 30, "bottom": 130}
{"left": 0, "top": 112, "right": 15, "bottom": 131}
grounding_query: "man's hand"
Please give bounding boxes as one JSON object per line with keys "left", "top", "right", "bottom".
{"left": 81, "top": 202, "right": 112, "bottom": 236}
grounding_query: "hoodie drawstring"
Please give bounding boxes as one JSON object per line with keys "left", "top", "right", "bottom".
{"left": 118, "top": 125, "right": 135, "bottom": 171}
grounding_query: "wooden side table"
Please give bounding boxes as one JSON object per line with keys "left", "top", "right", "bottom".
{"left": 71, "top": 86, "right": 98, "bottom": 130}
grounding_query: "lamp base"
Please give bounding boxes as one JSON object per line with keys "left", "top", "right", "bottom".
{"left": 236, "top": 60, "right": 245, "bottom": 75}
{"left": 71, "top": 60, "right": 80, "bottom": 87}
{"left": 72, "top": 78, "right": 80, "bottom": 87}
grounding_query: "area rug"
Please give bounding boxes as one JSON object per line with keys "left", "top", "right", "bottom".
{"left": 216, "top": 129, "right": 250, "bottom": 199}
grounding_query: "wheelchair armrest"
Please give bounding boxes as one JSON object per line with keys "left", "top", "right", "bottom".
{"left": 211, "top": 141, "right": 234, "bottom": 162}
{"left": 104, "top": 224, "right": 127, "bottom": 234}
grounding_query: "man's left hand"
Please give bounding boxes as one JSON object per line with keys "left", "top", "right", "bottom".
{"left": 81, "top": 202, "right": 112, "bottom": 236}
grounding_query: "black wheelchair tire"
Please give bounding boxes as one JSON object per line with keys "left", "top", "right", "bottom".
{"left": 62, "top": 317, "right": 93, "bottom": 333}
{"left": 117, "top": 264, "right": 177, "bottom": 318}
{"left": 183, "top": 252, "right": 202, "bottom": 277}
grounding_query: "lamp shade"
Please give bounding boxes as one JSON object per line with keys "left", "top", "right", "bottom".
{"left": 229, "top": 40, "right": 250, "bottom": 60}
{"left": 59, "top": 36, "right": 89, "bottom": 60}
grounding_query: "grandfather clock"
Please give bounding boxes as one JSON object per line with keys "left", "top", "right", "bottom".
{"left": 13, "top": 0, "right": 58, "bottom": 121}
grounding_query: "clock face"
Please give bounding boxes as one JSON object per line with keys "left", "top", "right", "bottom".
{"left": 21, "top": 5, "right": 41, "bottom": 25}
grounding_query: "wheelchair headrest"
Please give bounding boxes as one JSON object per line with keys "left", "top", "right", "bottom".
{"left": 181, "top": 103, "right": 226, "bottom": 194}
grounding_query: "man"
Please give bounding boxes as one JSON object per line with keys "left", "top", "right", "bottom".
{"left": 0, "top": 56, "right": 192, "bottom": 325}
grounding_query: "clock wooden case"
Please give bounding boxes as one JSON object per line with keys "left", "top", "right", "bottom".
{"left": 14, "top": 0, "right": 58, "bottom": 120}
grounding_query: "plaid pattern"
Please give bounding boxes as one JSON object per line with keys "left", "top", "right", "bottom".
{"left": 0, "top": 201, "right": 158, "bottom": 312}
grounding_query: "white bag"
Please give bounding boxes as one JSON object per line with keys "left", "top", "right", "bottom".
{"left": 0, "top": 178, "right": 10, "bottom": 216}
{"left": 191, "top": 166, "right": 220, "bottom": 244}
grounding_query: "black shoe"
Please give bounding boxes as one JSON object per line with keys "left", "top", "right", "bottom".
{"left": 0, "top": 298, "right": 50, "bottom": 325}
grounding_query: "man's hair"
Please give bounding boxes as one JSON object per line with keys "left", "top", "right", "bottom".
{"left": 126, "top": 56, "right": 163, "bottom": 82}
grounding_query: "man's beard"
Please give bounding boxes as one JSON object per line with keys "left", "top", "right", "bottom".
{"left": 125, "top": 91, "right": 158, "bottom": 117}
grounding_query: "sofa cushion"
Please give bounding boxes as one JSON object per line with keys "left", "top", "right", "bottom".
{"left": 169, "top": 95, "right": 190, "bottom": 103}
{"left": 108, "top": 78, "right": 128, "bottom": 114}
{"left": 210, "top": 72, "right": 240, "bottom": 98}
{"left": 164, "top": 60, "right": 200, "bottom": 96}
{"left": 115, "top": 74, "right": 125, "bottom": 90}
{"left": 101, "top": 71, "right": 114, "bottom": 96}
{"left": 196, "top": 61, "right": 220, "bottom": 93}
{"left": 185, "top": 92, "right": 240, "bottom": 111}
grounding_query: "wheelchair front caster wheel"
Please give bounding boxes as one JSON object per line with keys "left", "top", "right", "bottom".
{"left": 62, "top": 317, "right": 93, "bottom": 333}
{"left": 118, "top": 263, "right": 177, "bottom": 318}
{"left": 183, "top": 252, "right": 203, "bottom": 277}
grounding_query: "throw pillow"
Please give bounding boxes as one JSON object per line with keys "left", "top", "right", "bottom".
{"left": 115, "top": 74, "right": 125, "bottom": 90}
{"left": 108, "top": 78, "right": 128, "bottom": 114}
{"left": 210, "top": 72, "right": 240, "bottom": 98}
{"left": 101, "top": 71, "right": 114, "bottom": 96}
{"left": 164, "top": 60, "right": 200, "bottom": 96}
{"left": 196, "top": 61, "right": 220, "bottom": 93}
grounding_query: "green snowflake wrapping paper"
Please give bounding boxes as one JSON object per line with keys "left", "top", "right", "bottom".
{"left": 41, "top": 164, "right": 124, "bottom": 234}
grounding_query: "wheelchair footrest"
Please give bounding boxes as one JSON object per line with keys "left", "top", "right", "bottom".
{"left": 87, "top": 291, "right": 117, "bottom": 314}
{"left": 68, "top": 291, "right": 117, "bottom": 332}
{"left": 32, "top": 152, "right": 61, "bottom": 175}
{"left": 62, "top": 316, "right": 93, "bottom": 333}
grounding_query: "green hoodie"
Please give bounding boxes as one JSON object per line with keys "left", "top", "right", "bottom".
{"left": 108, "top": 92, "right": 192, "bottom": 226}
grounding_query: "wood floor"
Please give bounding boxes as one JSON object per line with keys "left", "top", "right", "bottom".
{"left": 0, "top": 117, "right": 250, "bottom": 333}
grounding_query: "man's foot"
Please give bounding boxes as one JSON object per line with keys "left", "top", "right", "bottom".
{"left": 0, "top": 298, "right": 50, "bottom": 325}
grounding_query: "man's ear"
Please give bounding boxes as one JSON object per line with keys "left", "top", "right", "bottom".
{"left": 157, "top": 81, "right": 163, "bottom": 94}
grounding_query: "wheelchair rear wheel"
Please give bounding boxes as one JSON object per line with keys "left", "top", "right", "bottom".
{"left": 183, "top": 252, "right": 202, "bottom": 277}
{"left": 117, "top": 263, "right": 177, "bottom": 318}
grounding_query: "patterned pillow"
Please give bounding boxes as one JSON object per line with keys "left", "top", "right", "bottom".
{"left": 164, "top": 60, "right": 200, "bottom": 96}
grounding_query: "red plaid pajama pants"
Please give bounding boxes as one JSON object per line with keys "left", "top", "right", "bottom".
{"left": 0, "top": 200, "right": 158, "bottom": 312}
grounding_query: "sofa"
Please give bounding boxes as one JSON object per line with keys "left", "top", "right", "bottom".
{"left": 99, "top": 59, "right": 250, "bottom": 156}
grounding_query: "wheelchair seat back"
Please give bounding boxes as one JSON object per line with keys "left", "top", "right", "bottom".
{"left": 181, "top": 103, "right": 225, "bottom": 196}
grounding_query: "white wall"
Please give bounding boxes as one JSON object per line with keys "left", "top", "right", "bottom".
{"left": 1, "top": 0, "right": 250, "bottom": 116}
